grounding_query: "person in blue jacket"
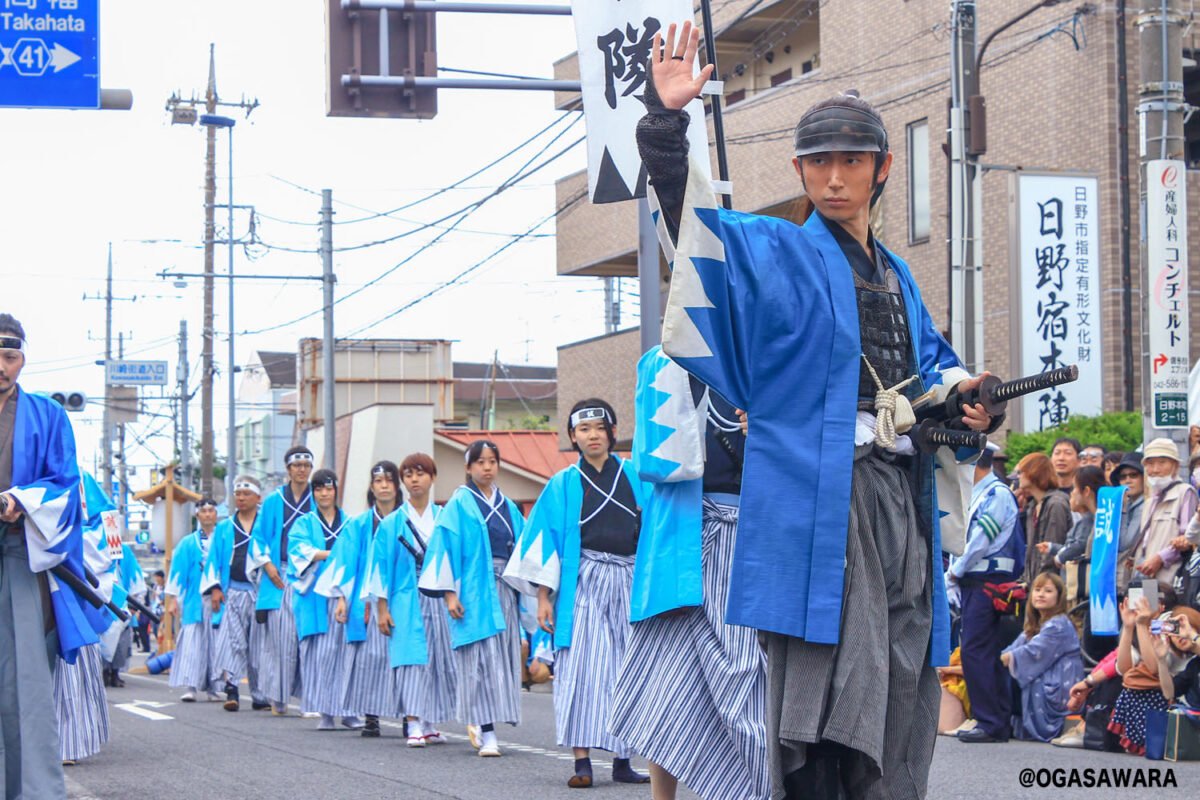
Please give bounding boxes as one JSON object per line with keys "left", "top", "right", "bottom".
{"left": 506, "top": 399, "right": 652, "bottom": 788}
{"left": 166, "top": 497, "right": 221, "bottom": 702}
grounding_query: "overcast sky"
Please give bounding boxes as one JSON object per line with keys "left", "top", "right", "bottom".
{"left": 3, "top": 0, "right": 612, "bottom": 482}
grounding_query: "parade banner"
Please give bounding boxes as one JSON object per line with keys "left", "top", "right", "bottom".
{"left": 1146, "top": 160, "right": 1190, "bottom": 428}
{"left": 570, "top": 0, "right": 712, "bottom": 203}
{"left": 1015, "top": 174, "right": 1103, "bottom": 431}
{"left": 101, "top": 509, "right": 124, "bottom": 560}
{"left": 1090, "top": 485, "right": 1125, "bottom": 636}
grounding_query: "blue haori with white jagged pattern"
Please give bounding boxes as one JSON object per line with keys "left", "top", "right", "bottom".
{"left": 653, "top": 154, "right": 979, "bottom": 666}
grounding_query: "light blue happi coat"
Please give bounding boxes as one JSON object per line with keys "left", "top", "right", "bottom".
{"left": 10, "top": 389, "right": 101, "bottom": 662}
{"left": 365, "top": 502, "right": 442, "bottom": 667}
{"left": 418, "top": 486, "right": 525, "bottom": 649}
{"left": 315, "top": 507, "right": 389, "bottom": 644}
{"left": 289, "top": 509, "right": 347, "bottom": 641}
{"left": 504, "top": 456, "right": 652, "bottom": 649}
{"left": 200, "top": 514, "right": 258, "bottom": 627}
{"left": 251, "top": 485, "right": 310, "bottom": 612}
{"left": 628, "top": 347, "right": 705, "bottom": 622}
{"left": 166, "top": 530, "right": 210, "bottom": 627}
{"left": 656, "top": 156, "right": 976, "bottom": 666}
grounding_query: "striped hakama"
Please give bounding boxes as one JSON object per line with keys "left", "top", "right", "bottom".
{"left": 0, "top": 532, "right": 66, "bottom": 799}
{"left": 553, "top": 549, "right": 635, "bottom": 757}
{"left": 453, "top": 559, "right": 522, "bottom": 727}
{"left": 211, "top": 585, "right": 265, "bottom": 703}
{"left": 341, "top": 604, "right": 396, "bottom": 717}
{"left": 252, "top": 583, "right": 301, "bottom": 706}
{"left": 54, "top": 643, "right": 109, "bottom": 762}
{"left": 169, "top": 596, "right": 217, "bottom": 693}
{"left": 299, "top": 596, "right": 357, "bottom": 717}
{"left": 762, "top": 446, "right": 939, "bottom": 800}
{"left": 395, "top": 593, "right": 458, "bottom": 722}
{"left": 608, "top": 498, "right": 769, "bottom": 800}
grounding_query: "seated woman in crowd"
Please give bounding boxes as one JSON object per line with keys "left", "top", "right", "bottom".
{"left": 1000, "top": 572, "right": 1084, "bottom": 742}
{"left": 1151, "top": 607, "right": 1200, "bottom": 709}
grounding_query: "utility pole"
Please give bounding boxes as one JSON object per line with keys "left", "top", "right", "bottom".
{"left": 947, "top": 1, "right": 978, "bottom": 372}
{"left": 166, "top": 44, "right": 258, "bottom": 497}
{"left": 480, "top": 351, "right": 498, "bottom": 429}
{"left": 102, "top": 244, "right": 113, "bottom": 499}
{"left": 117, "top": 333, "right": 128, "bottom": 518}
{"left": 177, "top": 320, "right": 192, "bottom": 490}
{"left": 603, "top": 277, "right": 621, "bottom": 334}
{"left": 1136, "top": 0, "right": 1190, "bottom": 446}
{"left": 321, "top": 189, "right": 337, "bottom": 470}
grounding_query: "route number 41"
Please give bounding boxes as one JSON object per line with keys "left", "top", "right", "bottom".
{"left": 13, "top": 38, "right": 50, "bottom": 76}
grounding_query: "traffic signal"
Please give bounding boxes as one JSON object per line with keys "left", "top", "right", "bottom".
{"left": 326, "top": 0, "right": 437, "bottom": 119}
{"left": 49, "top": 391, "right": 87, "bottom": 412}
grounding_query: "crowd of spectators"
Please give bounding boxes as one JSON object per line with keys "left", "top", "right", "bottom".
{"left": 940, "top": 430, "right": 1200, "bottom": 760}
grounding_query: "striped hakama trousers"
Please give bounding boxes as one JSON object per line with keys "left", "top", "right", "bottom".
{"left": 251, "top": 584, "right": 301, "bottom": 706}
{"left": 553, "top": 549, "right": 636, "bottom": 757}
{"left": 299, "top": 597, "right": 357, "bottom": 717}
{"left": 608, "top": 498, "right": 769, "bottom": 800}
{"left": 54, "top": 643, "right": 109, "bottom": 762}
{"left": 0, "top": 532, "right": 66, "bottom": 799}
{"left": 212, "top": 586, "right": 267, "bottom": 702}
{"left": 452, "top": 559, "right": 522, "bottom": 727}
{"left": 169, "top": 598, "right": 217, "bottom": 693}
{"left": 341, "top": 604, "right": 396, "bottom": 717}
{"left": 762, "top": 446, "right": 939, "bottom": 800}
{"left": 395, "top": 593, "right": 458, "bottom": 723}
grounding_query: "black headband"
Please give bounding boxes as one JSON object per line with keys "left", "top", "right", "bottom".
{"left": 0, "top": 336, "right": 24, "bottom": 352}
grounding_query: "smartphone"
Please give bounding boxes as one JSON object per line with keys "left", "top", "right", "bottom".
{"left": 1151, "top": 618, "right": 1181, "bottom": 636}
{"left": 1128, "top": 585, "right": 1144, "bottom": 607}
{"left": 1144, "top": 581, "right": 1160, "bottom": 613}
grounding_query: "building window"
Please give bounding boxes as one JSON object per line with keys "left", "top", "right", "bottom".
{"left": 727, "top": 88, "right": 746, "bottom": 106}
{"left": 771, "top": 68, "right": 793, "bottom": 87}
{"left": 907, "top": 119, "right": 930, "bottom": 243}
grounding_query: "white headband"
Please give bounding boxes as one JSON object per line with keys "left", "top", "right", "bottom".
{"left": 570, "top": 407, "right": 612, "bottom": 428}
{"left": 233, "top": 481, "right": 261, "bottom": 496}
{"left": 465, "top": 443, "right": 499, "bottom": 464}
{"left": 372, "top": 465, "right": 391, "bottom": 477}
{"left": 287, "top": 452, "right": 314, "bottom": 466}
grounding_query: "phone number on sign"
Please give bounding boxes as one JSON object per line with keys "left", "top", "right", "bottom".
{"left": 1018, "top": 767, "right": 1176, "bottom": 789}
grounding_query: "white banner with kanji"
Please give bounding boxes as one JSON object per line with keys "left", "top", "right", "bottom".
{"left": 1016, "top": 173, "right": 1103, "bottom": 431}
{"left": 570, "top": 0, "right": 711, "bottom": 204}
{"left": 1146, "top": 160, "right": 1190, "bottom": 428}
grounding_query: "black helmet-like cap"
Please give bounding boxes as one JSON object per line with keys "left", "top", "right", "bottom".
{"left": 792, "top": 90, "right": 888, "bottom": 158}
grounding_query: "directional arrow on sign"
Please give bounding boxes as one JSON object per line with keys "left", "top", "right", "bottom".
{"left": 50, "top": 43, "right": 80, "bottom": 73}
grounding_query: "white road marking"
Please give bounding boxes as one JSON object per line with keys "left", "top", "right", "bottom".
{"left": 114, "top": 700, "right": 174, "bottom": 721}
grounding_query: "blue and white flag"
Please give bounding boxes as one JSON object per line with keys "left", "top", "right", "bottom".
{"left": 1090, "top": 486, "right": 1125, "bottom": 636}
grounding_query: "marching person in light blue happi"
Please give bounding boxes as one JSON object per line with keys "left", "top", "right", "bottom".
{"left": 419, "top": 440, "right": 526, "bottom": 757}
{"left": 247, "top": 445, "right": 313, "bottom": 715}
{"left": 203, "top": 474, "right": 270, "bottom": 712}
{"left": 367, "top": 453, "right": 457, "bottom": 747}
{"left": 505, "top": 399, "right": 652, "bottom": 788}
{"left": 290, "top": 468, "right": 364, "bottom": 731}
{"left": 165, "top": 497, "right": 221, "bottom": 703}
{"left": 317, "top": 460, "right": 402, "bottom": 739}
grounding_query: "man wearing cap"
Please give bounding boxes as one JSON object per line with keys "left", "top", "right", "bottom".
{"left": 639, "top": 23, "right": 999, "bottom": 799}
{"left": 0, "top": 314, "right": 103, "bottom": 799}
{"left": 1119, "top": 439, "right": 1198, "bottom": 590}
{"left": 945, "top": 445, "right": 1024, "bottom": 744}
{"left": 166, "top": 497, "right": 221, "bottom": 702}
{"left": 248, "top": 445, "right": 313, "bottom": 715}
{"left": 204, "top": 474, "right": 270, "bottom": 711}
{"left": 1111, "top": 452, "right": 1145, "bottom": 595}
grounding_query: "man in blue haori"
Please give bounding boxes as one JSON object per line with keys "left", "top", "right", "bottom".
{"left": 0, "top": 314, "right": 103, "bottom": 800}
{"left": 641, "top": 24, "right": 1000, "bottom": 799}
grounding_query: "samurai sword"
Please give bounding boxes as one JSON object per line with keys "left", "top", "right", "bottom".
{"left": 913, "top": 419, "right": 989, "bottom": 455}
{"left": 399, "top": 518, "right": 427, "bottom": 570}
{"left": 49, "top": 563, "right": 131, "bottom": 623}
{"left": 914, "top": 364, "right": 1079, "bottom": 430}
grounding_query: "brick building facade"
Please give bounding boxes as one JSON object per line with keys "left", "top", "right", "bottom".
{"left": 552, "top": 0, "right": 1200, "bottom": 439}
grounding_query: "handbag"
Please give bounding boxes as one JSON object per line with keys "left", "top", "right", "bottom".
{"left": 1145, "top": 708, "right": 1169, "bottom": 760}
{"left": 1165, "top": 708, "right": 1200, "bottom": 762}
{"left": 1082, "top": 701, "right": 1123, "bottom": 752}
{"left": 983, "top": 581, "right": 1026, "bottom": 617}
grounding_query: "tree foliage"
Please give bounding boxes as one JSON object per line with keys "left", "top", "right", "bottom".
{"left": 1003, "top": 411, "right": 1143, "bottom": 463}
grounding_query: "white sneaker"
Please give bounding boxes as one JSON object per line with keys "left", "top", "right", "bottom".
{"left": 478, "top": 730, "right": 500, "bottom": 757}
{"left": 467, "top": 725, "right": 482, "bottom": 749}
{"left": 205, "top": 691, "right": 222, "bottom": 702}
{"left": 342, "top": 716, "right": 365, "bottom": 730}
{"left": 179, "top": 690, "right": 197, "bottom": 703}
{"left": 1051, "top": 722, "right": 1085, "bottom": 748}
{"left": 317, "top": 714, "right": 337, "bottom": 731}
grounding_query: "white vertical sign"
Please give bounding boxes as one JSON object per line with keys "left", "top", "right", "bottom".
{"left": 1017, "top": 174, "right": 1103, "bottom": 431}
{"left": 1146, "top": 159, "right": 1190, "bottom": 429}
{"left": 570, "top": 0, "right": 711, "bottom": 204}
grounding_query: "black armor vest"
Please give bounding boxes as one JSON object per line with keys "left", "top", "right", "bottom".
{"left": 856, "top": 271, "right": 913, "bottom": 404}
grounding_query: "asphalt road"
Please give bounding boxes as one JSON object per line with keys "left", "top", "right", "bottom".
{"left": 65, "top": 667, "right": 1200, "bottom": 800}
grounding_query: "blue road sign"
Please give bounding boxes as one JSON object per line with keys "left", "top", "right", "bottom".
{"left": 107, "top": 359, "right": 169, "bottom": 386}
{"left": 0, "top": 0, "right": 98, "bottom": 109}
